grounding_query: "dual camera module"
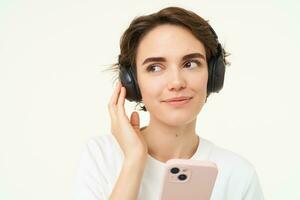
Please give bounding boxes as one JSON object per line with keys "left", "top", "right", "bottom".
{"left": 170, "top": 167, "right": 187, "bottom": 181}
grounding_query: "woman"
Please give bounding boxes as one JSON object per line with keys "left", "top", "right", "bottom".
{"left": 74, "top": 6, "right": 264, "bottom": 200}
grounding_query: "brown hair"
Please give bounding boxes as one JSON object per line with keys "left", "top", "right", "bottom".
{"left": 107, "top": 6, "right": 230, "bottom": 111}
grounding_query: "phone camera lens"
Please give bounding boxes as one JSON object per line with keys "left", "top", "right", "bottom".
{"left": 178, "top": 174, "right": 187, "bottom": 181}
{"left": 170, "top": 167, "right": 180, "bottom": 174}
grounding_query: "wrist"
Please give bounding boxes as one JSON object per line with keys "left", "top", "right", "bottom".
{"left": 124, "top": 154, "right": 148, "bottom": 167}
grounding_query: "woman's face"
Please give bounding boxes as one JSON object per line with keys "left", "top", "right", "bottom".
{"left": 136, "top": 24, "right": 208, "bottom": 126}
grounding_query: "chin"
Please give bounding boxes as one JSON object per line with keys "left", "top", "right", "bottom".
{"left": 158, "top": 110, "right": 198, "bottom": 127}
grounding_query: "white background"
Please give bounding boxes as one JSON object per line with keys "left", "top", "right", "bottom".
{"left": 0, "top": 0, "right": 299, "bottom": 199}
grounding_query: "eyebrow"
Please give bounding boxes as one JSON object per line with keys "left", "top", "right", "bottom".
{"left": 142, "top": 53, "right": 206, "bottom": 66}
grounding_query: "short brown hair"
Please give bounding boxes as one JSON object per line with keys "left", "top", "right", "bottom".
{"left": 107, "top": 6, "right": 230, "bottom": 111}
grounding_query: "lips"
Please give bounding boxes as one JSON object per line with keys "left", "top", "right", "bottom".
{"left": 163, "top": 96, "right": 192, "bottom": 102}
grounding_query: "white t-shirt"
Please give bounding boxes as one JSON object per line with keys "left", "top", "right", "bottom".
{"left": 73, "top": 134, "right": 264, "bottom": 200}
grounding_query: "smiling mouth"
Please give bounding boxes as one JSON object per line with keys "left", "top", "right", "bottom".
{"left": 163, "top": 97, "right": 192, "bottom": 106}
{"left": 163, "top": 96, "right": 192, "bottom": 102}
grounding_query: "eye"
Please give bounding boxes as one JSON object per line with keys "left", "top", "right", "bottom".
{"left": 146, "top": 64, "right": 162, "bottom": 73}
{"left": 184, "top": 60, "right": 201, "bottom": 69}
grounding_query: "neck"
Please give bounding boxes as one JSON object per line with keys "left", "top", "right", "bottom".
{"left": 140, "top": 117, "right": 199, "bottom": 163}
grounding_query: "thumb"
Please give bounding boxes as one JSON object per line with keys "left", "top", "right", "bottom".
{"left": 130, "top": 111, "right": 140, "bottom": 132}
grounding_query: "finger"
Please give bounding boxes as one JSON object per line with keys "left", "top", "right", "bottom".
{"left": 117, "top": 86, "right": 126, "bottom": 115}
{"left": 109, "top": 81, "right": 122, "bottom": 106}
{"left": 116, "top": 87, "right": 128, "bottom": 119}
{"left": 108, "top": 81, "right": 121, "bottom": 120}
{"left": 130, "top": 111, "right": 140, "bottom": 131}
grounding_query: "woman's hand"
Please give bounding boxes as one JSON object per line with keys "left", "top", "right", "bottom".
{"left": 108, "top": 81, "right": 148, "bottom": 161}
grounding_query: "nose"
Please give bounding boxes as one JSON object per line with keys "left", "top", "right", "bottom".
{"left": 167, "top": 67, "right": 187, "bottom": 91}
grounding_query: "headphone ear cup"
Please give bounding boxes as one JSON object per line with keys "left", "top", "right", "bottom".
{"left": 119, "top": 66, "right": 142, "bottom": 102}
{"left": 207, "top": 59, "right": 214, "bottom": 94}
{"left": 207, "top": 55, "right": 226, "bottom": 93}
{"left": 213, "top": 56, "right": 226, "bottom": 92}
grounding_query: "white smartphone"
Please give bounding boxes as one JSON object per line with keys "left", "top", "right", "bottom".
{"left": 159, "top": 159, "right": 218, "bottom": 200}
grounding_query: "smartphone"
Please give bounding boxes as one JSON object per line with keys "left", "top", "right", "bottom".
{"left": 159, "top": 159, "right": 218, "bottom": 200}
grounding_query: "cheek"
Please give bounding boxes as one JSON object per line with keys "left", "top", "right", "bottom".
{"left": 191, "top": 72, "right": 208, "bottom": 93}
{"left": 138, "top": 78, "right": 166, "bottom": 113}
{"left": 139, "top": 79, "right": 162, "bottom": 102}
